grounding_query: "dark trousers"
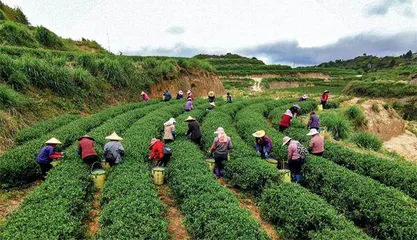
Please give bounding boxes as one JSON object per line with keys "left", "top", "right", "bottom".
{"left": 38, "top": 162, "right": 52, "bottom": 180}
{"left": 157, "top": 155, "right": 171, "bottom": 167}
{"left": 83, "top": 155, "right": 99, "bottom": 168}
{"left": 191, "top": 137, "right": 201, "bottom": 146}
{"left": 279, "top": 125, "right": 288, "bottom": 133}
{"left": 321, "top": 101, "right": 327, "bottom": 108}
{"left": 106, "top": 157, "right": 116, "bottom": 167}
{"left": 288, "top": 158, "right": 303, "bottom": 175}
{"left": 214, "top": 153, "right": 228, "bottom": 177}
{"left": 164, "top": 139, "right": 174, "bottom": 144}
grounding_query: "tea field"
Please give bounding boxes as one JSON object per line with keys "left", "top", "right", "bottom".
{"left": 1, "top": 96, "right": 417, "bottom": 240}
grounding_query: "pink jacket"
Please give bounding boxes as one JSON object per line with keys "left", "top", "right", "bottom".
{"left": 288, "top": 140, "right": 301, "bottom": 160}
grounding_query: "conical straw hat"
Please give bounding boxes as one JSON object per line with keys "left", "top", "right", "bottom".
{"left": 105, "top": 132, "right": 123, "bottom": 141}
{"left": 184, "top": 116, "right": 195, "bottom": 121}
{"left": 252, "top": 130, "right": 266, "bottom": 138}
{"left": 208, "top": 91, "right": 215, "bottom": 97}
{"left": 45, "top": 137, "right": 62, "bottom": 144}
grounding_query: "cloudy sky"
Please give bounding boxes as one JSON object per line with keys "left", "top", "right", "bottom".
{"left": 4, "top": 0, "right": 417, "bottom": 65}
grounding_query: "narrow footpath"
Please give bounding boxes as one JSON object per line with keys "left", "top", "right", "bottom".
{"left": 87, "top": 191, "right": 102, "bottom": 236}
{"left": 218, "top": 179, "right": 279, "bottom": 240}
{"left": 157, "top": 184, "right": 190, "bottom": 240}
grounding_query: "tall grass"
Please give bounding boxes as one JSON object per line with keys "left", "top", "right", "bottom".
{"left": 344, "top": 81, "right": 417, "bottom": 98}
{"left": 0, "top": 84, "right": 32, "bottom": 109}
{"left": 351, "top": 132, "right": 382, "bottom": 151}
{"left": 35, "top": 26, "right": 64, "bottom": 49}
{"left": 321, "top": 113, "right": 351, "bottom": 140}
{"left": 345, "top": 105, "right": 366, "bottom": 128}
{"left": 0, "top": 21, "right": 37, "bottom": 48}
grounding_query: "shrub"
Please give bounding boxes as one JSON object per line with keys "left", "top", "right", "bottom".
{"left": 323, "top": 100, "right": 340, "bottom": 109}
{"left": 0, "top": 21, "right": 37, "bottom": 47}
{"left": 0, "top": 84, "right": 32, "bottom": 109}
{"left": 345, "top": 105, "right": 366, "bottom": 128}
{"left": 8, "top": 71, "right": 29, "bottom": 91}
{"left": 321, "top": 113, "right": 351, "bottom": 140}
{"left": 0, "top": 9, "right": 7, "bottom": 20}
{"left": 0, "top": 102, "right": 162, "bottom": 239}
{"left": 260, "top": 183, "right": 371, "bottom": 240}
{"left": 302, "top": 156, "right": 417, "bottom": 240}
{"left": 351, "top": 132, "right": 382, "bottom": 151}
{"left": 15, "top": 114, "right": 80, "bottom": 145}
{"left": 35, "top": 26, "right": 64, "bottom": 49}
{"left": 167, "top": 112, "right": 269, "bottom": 239}
{"left": 75, "top": 54, "right": 100, "bottom": 76}
{"left": 0, "top": 101, "right": 146, "bottom": 188}
{"left": 99, "top": 102, "right": 183, "bottom": 239}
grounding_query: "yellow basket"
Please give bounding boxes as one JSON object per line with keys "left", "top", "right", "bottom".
{"left": 152, "top": 167, "right": 166, "bottom": 185}
{"left": 317, "top": 104, "right": 323, "bottom": 111}
{"left": 266, "top": 158, "right": 278, "bottom": 168}
{"left": 50, "top": 160, "right": 61, "bottom": 167}
{"left": 90, "top": 162, "right": 106, "bottom": 190}
{"left": 278, "top": 169, "right": 291, "bottom": 183}
{"left": 101, "top": 161, "right": 111, "bottom": 170}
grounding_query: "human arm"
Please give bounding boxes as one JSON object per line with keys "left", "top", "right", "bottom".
{"left": 118, "top": 143, "right": 125, "bottom": 157}
{"left": 228, "top": 138, "right": 233, "bottom": 150}
{"left": 287, "top": 144, "right": 295, "bottom": 161}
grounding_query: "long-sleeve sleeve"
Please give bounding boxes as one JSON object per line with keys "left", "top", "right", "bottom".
{"left": 228, "top": 139, "right": 233, "bottom": 150}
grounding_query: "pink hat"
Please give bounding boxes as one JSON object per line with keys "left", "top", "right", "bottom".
{"left": 150, "top": 138, "right": 158, "bottom": 147}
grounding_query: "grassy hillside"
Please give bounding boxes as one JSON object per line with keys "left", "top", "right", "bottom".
{"left": 0, "top": 1, "right": 215, "bottom": 151}
{"left": 0, "top": 1, "right": 106, "bottom": 53}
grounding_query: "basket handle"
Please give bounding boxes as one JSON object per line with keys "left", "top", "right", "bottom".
{"left": 91, "top": 161, "right": 102, "bottom": 172}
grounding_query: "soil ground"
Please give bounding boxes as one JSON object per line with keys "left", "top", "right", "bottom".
{"left": 0, "top": 181, "right": 40, "bottom": 224}
{"left": 87, "top": 192, "right": 101, "bottom": 237}
{"left": 157, "top": 184, "right": 190, "bottom": 240}
{"left": 383, "top": 130, "right": 417, "bottom": 163}
{"left": 218, "top": 178, "right": 279, "bottom": 240}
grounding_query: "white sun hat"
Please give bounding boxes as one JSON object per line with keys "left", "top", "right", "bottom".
{"left": 45, "top": 137, "right": 62, "bottom": 145}
{"left": 252, "top": 130, "right": 266, "bottom": 138}
{"left": 105, "top": 132, "right": 123, "bottom": 141}
{"left": 210, "top": 102, "right": 216, "bottom": 107}
{"left": 282, "top": 136, "right": 292, "bottom": 146}
{"left": 284, "top": 109, "right": 293, "bottom": 117}
{"left": 307, "top": 128, "right": 319, "bottom": 136}
{"left": 214, "top": 127, "right": 225, "bottom": 134}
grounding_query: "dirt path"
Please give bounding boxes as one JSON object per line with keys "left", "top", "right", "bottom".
{"left": 383, "top": 130, "right": 417, "bottom": 163}
{"left": 251, "top": 78, "right": 263, "bottom": 92}
{"left": 157, "top": 184, "right": 190, "bottom": 240}
{"left": 0, "top": 181, "right": 40, "bottom": 224}
{"left": 87, "top": 192, "right": 102, "bottom": 236}
{"left": 218, "top": 179, "right": 279, "bottom": 240}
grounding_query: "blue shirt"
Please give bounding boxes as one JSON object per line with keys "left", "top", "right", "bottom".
{"left": 309, "top": 115, "right": 320, "bottom": 128}
{"left": 36, "top": 145, "right": 54, "bottom": 163}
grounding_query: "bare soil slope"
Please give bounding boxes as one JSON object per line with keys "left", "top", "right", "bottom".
{"left": 149, "top": 70, "right": 225, "bottom": 98}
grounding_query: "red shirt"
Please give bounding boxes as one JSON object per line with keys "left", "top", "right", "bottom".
{"left": 280, "top": 114, "right": 292, "bottom": 127}
{"left": 321, "top": 93, "right": 329, "bottom": 102}
{"left": 150, "top": 140, "right": 164, "bottom": 159}
{"left": 142, "top": 93, "right": 150, "bottom": 101}
{"left": 188, "top": 93, "right": 194, "bottom": 101}
{"left": 78, "top": 138, "right": 97, "bottom": 159}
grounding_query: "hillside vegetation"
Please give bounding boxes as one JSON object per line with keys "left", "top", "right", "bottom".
{"left": 0, "top": 1, "right": 215, "bottom": 151}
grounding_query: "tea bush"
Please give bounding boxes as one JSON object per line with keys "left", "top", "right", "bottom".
{"left": 15, "top": 114, "right": 81, "bottom": 145}
{"left": 99, "top": 102, "right": 183, "bottom": 239}
{"left": 303, "top": 156, "right": 417, "bottom": 240}
{"left": 0, "top": 101, "right": 164, "bottom": 239}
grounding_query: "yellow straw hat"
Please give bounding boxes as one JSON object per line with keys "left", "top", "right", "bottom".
{"left": 208, "top": 91, "right": 215, "bottom": 97}
{"left": 252, "top": 130, "right": 266, "bottom": 138}
{"left": 184, "top": 116, "right": 195, "bottom": 121}
{"left": 105, "top": 132, "right": 123, "bottom": 141}
{"left": 45, "top": 137, "right": 62, "bottom": 145}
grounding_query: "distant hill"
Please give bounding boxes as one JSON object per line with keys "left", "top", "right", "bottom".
{"left": 0, "top": 1, "right": 107, "bottom": 53}
{"left": 318, "top": 51, "right": 417, "bottom": 72}
{"left": 194, "top": 53, "right": 358, "bottom": 77}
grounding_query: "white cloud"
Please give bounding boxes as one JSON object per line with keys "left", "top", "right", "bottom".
{"left": 166, "top": 26, "right": 185, "bottom": 35}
